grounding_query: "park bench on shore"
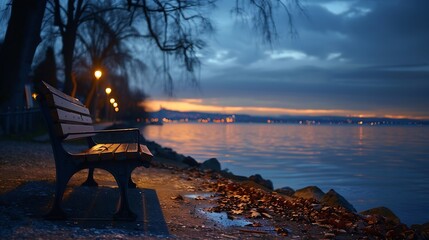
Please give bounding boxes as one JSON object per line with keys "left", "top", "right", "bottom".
{"left": 37, "top": 81, "right": 152, "bottom": 221}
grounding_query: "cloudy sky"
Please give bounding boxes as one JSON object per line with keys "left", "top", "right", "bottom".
{"left": 143, "top": 0, "right": 429, "bottom": 119}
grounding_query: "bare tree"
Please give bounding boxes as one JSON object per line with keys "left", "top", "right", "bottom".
{"left": 72, "top": 1, "right": 146, "bottom": 113}
{"left": 47, "top": 0, "right": 113, "bottom": 95}
{"left": 126, "top": 0, "right": 302, "bottom": 94}
{"left": 1, "top": 0, "right": 303, "bottom": 109}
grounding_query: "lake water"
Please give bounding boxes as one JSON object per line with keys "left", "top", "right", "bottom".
{"left": 143, "top": 123, "right": 429, "bottom": 225}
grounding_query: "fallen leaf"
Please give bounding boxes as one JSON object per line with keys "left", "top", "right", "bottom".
{"left": 171, "top": 195, "right": 184, "bottom": 200}
{"left": 231, "top": 209, "right": 244, "bottom": 215}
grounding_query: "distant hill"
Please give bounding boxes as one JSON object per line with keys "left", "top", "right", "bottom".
{"left": 148, "top": 108, "right": 429, "bottom": 125}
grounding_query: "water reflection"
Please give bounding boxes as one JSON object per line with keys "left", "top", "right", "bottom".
{"left": 143, "top": 123, "right": 429, "bottom": 225}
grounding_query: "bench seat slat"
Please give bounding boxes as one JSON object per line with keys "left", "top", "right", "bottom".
{"left": 85, "top": 144, "right": 113, "bottom": 162}
{"left": 113, "top": 143, "right": 129, "bottom": 160}
{"left": 140, "top": 144, "right": 153, "bottom": 161}
{"left": 52, "top": 109, "right": 93, "bottom": 125}
{"left": 46, "top": 94, "right": 90, "bottom": 115}
{"left": 99, "top": 143, "right": 121, "bottom": 161}
{"left": 126, "top": 143, "right": 140, "bottom": 159}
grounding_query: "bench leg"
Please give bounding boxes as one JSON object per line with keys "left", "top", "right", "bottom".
{"left": 81, "top": 168, "right": 98, "bottom": 187}
{"left": 128, "top": 176, "right": 137, "bottom": 188}
{"left": 45, "top": 172, "right": 71, "bottom": 220}
{"left": 112, "top": 171, "right": 137, "bottom": 221}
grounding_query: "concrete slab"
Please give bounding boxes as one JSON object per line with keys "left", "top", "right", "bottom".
{"left": 0, "top": 181, "right": 169, "bottom": 236}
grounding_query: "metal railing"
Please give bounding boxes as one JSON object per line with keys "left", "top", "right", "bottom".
{"left": 0, "top": 107, "right": 43, "bottom": 135}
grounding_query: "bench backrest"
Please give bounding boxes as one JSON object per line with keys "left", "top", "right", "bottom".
{"left": 38, "top": 81, "right": 95, "bottom": 140}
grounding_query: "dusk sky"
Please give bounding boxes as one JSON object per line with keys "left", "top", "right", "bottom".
{"left": 144, "top": 0, "right": 429, "bottom": 119}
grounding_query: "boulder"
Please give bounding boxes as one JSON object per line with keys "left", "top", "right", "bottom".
{"left": 275, "top": 186, "right": 295, "bottom": 196}
{"left": 182, "top": 156, "right": 200, "bottom": 167}
{"left": 294, "top": 186, "right": 325, "bottom": 201}
{"left": 249, "top": 174, "right": 273, "bottom": 190}
{"left": 411, "top": 222, "right": 429, "bottom": 240}
{"left": 156, "top": 147, "right": 176, "bottom": 159}
{"left": 360, "top": 206, "right": 401, "bottom": 224}
{"left": 200, "top": 158, "right": 221, "bottom": 172}
{"left": 321, "top": 189, "right": 356, "bottom": 212}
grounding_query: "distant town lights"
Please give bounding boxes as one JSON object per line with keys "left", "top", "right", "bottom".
{"left": 113, "top": 102, "right": 118, "bottom": 108}
{"left": 110, "top": 98, "right": 115, "bottom": 104}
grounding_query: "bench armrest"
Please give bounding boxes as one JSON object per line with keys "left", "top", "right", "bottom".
{"left": 64, "top": 128, "right": 141, "bottom": 145}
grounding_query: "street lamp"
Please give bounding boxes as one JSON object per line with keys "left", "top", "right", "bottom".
{"left": 110, "top": 98, "right": 115, "bottom": 104}
{"left": 113, "top": 102, "right": 118, "bottom": 108}
{"left": 105, "top": 87, "right": 112, "bottom": 95}
{"left": 94, "top": 70, "right": 102, "bottom": 80}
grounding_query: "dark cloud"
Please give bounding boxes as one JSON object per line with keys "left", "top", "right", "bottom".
{"left": 149, "top": 0, "right": 429, "bottom": 118}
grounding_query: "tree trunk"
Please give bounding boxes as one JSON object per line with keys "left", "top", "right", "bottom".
{"left": 0, "top": 0, "right": 47, "bottom": 110}
{"left": 62, "top": 25, "right": 78, "bottom": 95}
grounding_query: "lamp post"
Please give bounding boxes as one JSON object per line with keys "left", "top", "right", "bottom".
{"left": 93, "top": 69, "right": 102, "bottom": 121}
{"left": 105, "top": 87, "right": 111, "bottom": 121}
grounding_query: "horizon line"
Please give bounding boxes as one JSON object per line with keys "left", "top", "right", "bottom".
{"left": 142, "top": 99, "right": 429, "bottom": 121}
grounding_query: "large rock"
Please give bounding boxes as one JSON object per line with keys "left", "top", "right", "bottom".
{"left": 200, "top": 158, "right": 221, "bottom": 172}
{"left": 360, "top": 206, "right": 400, "bottom": 224}
{"left": 321, "top": 189, "right": 356, "bottom": 212}
{"left": 294, "top": 186, "right": 325, "bottom": 201}
{"left": 275, "top": 186, "right": 295, "bottom": 196}
{"left": 249, "top": 174, "right": 273, "bottom": 190}
{"left": 411, "top": 222, "right": 429, "bottom": 240}
{"left": 182, "top": 156, "right": 200, "bottom": 167}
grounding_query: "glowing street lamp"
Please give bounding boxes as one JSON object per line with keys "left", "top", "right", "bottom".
{"left": 115, "top": 107, "right": 119, "bottom": 112}
{"left": 110, "top": 98, "right": 115, "bottom": 104}
{"left": 94, "top": 70, "right": 102, "bottom": 80}
{"left": 113, "top": 102, "right": 118, "bottom": 108}
{"left": 105, "top": 87, "right": 112, "bottom": 95}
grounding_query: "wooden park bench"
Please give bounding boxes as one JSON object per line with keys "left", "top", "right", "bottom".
{"left": 36, "top": 81, "right": 152, "bottom": 221}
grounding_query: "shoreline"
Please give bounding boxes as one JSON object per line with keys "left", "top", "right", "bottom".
{"left": 144, "top": 137, "right": 428, "bottom": 227}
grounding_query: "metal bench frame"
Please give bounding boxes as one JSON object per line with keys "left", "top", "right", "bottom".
{"left": 37, "top": 81, "right": 152, "bottom": 221}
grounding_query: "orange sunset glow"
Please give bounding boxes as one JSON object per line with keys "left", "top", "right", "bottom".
{"left": 142, "top": 99, "right": 428, "bottom": 120}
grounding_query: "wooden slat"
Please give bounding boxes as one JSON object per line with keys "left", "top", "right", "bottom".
{"left": 139, "top": 144, "right": 153, "bottom": 161}
{"left": 43, "top": 81, "right": 85, "bottom": 107}
{"left": 113, "top": 143, "right": 129, "bottom": 160}
{"left": 46, "top": 94, "right": 90, "bottom": 115}
{"left": 63, "top": 133, "right": 94, "bottom": 141}
{"left": 99, "top": 143, "right": 121, "bottom": 161}
{"left": 51, "top": 108, "right": 93, "bottom": 124}
{"left": 126, "top": 143, "right": 140, "bottom": 159}
{"left": 85, "top": 144, "right": 113, "bottom": 162}
{"left": 58, "top": 123, "right": 95, "bottom": 140}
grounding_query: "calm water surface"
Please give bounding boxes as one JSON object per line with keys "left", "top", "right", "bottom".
{"left": 143, "top": 123, "right": 429, "bottom": 225}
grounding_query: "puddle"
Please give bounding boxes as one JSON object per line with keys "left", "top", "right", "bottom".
{"left": 184, "top": 193, "right": 215, "bottom": 199}
{"left": 198, "top": 209, "right": 252, "bottom": 227}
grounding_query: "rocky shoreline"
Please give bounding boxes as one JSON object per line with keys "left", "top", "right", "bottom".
{"left": 146, "top": 138, "right": 429, "bottom": 239}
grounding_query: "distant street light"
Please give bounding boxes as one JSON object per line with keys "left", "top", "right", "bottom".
{"left": 110, "top": 98, "right": 115, "bottom": 104}
{"left": 94, "top": 70, "right": 102, "bottom": 80}
{"left": 113, "top": 102, "right": 118, "bottom": 108}
{"left": 105, "top": 87, "right": 112, "bottom": 95}
{"left": 115, "top": 107, "right": 119, "bottom": 112}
